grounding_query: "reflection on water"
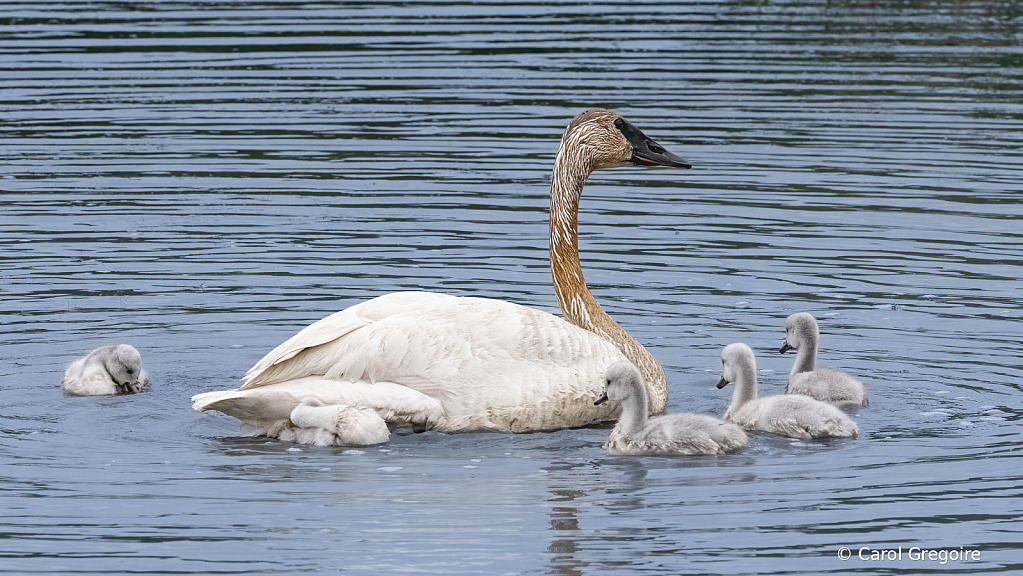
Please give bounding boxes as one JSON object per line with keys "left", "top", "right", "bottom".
{"left": 547, "top": 486, "right": 586, "bottom": 576}
{"left": 1, "top": 0, "right": 1022, "bottom": 573}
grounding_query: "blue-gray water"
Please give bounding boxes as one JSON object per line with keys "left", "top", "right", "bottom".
{"left": 1, "top": 1, "right": 1021, "bottom": 573}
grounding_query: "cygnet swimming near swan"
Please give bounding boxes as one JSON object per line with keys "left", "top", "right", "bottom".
{"left": 62, "top": 344, "right": 149, "bottom": 396}
{"left": 596, "top": 361, "right": 748, "bottom": 455}
{"left": 717, "top": 343, "right": 858, "bottom": 439}
{"left": 780, "top": 312, "right": 868, "bottom": 407}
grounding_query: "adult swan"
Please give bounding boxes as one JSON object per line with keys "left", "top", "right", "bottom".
{"left": 193, "top": 109, "right": 691, "bottom": 443}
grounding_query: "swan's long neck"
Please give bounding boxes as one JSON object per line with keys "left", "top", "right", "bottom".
{"left": 789, "top": 337, "right": 818, "bottom": 379}
{"left": 548, "top": 141, "right": 667, "bottom": 414}
{"left": 617, "top": 391, "right": 649, "bottom": 437}
{"left": 729, "top": 362, "right": 759, "bottom": 413}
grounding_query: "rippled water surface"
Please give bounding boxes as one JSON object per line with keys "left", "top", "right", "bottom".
{"left": 2, "top": 0, "right": 1022, "bottom": 573}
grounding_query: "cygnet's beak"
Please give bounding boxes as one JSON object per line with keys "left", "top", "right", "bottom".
{"left": 617, "top": 118, "right": 691, "bottom": 169}
{"left": 594, "top": 392, "right": 609, "bottom": 405}
{"left": 120, "top": 379, "right": 142, "bottom": 394}
{"left": 779, "top": 342, "right": 793, "bottom": 354}
{"left": 716, "top": 377, "right": 730, "bottom": 389}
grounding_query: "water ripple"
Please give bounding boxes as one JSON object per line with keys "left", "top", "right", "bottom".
{"left": 2, "top": 0, "right": 1022, "bottom": 574}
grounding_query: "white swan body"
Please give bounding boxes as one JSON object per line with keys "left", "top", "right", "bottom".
{"left": 193, "top": 109, "right": 691, "bottom": 442}
{"left": 63, "top": 344, "right": 149, "bottom": 396}
{"left": 597, "top": 362, "right": 747, "bottom": 455}
{"left": 718, "top": 343, "right": 858, "bottom": 440}
{"left": 781, "top": 312, "right": 868, "bottom": 407}
{"left": 193, "top": 292, "right": 631, "bottom": 435}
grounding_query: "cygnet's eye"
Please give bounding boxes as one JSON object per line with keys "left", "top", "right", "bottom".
{"left": 127, "top": 368, "right": 134, "bottom": 375}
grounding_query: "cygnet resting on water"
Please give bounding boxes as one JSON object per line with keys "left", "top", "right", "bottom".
{"left": 781, "top": 312, "right": 868, "bottom": 407}
{"left": 717, "top": 343, "right": 858, "bottom": 440}
{"left": 595, "top": 361, "right": 748, "bottom": 455}
{"left": 62, "top": 344, "right": 149, "bottom": 396}
{"left": 277, "top": 396, "right": 390, "bottom": 447}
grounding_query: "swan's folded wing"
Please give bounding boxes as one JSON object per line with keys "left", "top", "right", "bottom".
{"left": 764, "top": 416, "right": 813, "bottom": 440}
{"left": 668, "top": 434, "right": 725, "bottom": 455}
{"left": 242, "top": 291, "right": 456, "bottom": 388}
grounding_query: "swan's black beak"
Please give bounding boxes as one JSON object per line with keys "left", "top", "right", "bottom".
{"left": 716, "top": 377, "right": 730, "bottom": 389}
{"left": 616, "top": 117, "right": 691, "bottom": 169}
{"left": 594, "top": 392, "right": 609, "bottom": 405}
{"left": 779, "top": 342, "right": 793, "bottom": 354}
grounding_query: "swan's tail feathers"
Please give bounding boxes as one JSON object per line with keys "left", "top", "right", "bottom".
{"left": 192, "top": 389, "right": 292, "bottom": 421}
{"left": 191, "top": 388, "right": 298, "bottom": 438}
{"left": 192, "top": 390, "right": 239, "bottom": 413}
{"left": 241, "top": 291, "right": 457, "bottom": 389}
{"left": 278, "top": 396, "right": 390, "bottom": 446}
